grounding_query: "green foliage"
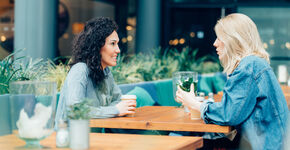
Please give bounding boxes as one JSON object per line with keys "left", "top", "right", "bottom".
{"left": 0, "top": 52, "right": 20, "bottom": 94}
{"left": 199, "top": 56, "right": 222, "bottom": 74}
{"left": 0, "top": 50, "right": 38, "bottom": 94}
{"left": 67, "top": 99, "right": 92, "bottom": 120}
{"left": 0, "top": 50, "right": 70, "bottom": 94}
{"left": 111, "top": 47, "right": 222, "bottom": 84}
{"left": 42, "top": 60, "right": 69, "bottom": 92}
{"left": 14, "top": 57, "right": 48, "bottom": 81}
{"left": 110, "top": 48, "right": 179, "bottom": 84}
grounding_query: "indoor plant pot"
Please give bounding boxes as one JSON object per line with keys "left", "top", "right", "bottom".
{"left": 69, "top": 119, "right": 89, "bottom": 149}
{"left": 67, "top": 99, "right": 91, "bottom": 150}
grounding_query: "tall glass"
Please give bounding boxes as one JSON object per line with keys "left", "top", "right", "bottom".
{"left": 9, "top": 81, "right": 57, "bottom": 148}
{"left": 172, "top": 71, "right": 198, "bottom": 103}
{"left": 172, "top": 71, "right": 198, "bottom": 115}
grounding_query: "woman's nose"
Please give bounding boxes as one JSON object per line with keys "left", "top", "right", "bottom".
{"left": 116, "top": 45, "right": 121, "bottom": 53}
{"left": 213, "top": 39, "right": 218, "bottom": 47}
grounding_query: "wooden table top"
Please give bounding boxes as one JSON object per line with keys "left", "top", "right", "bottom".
{"left": 281, "top": 85, "right": 290, "bottom": 109}
{"left": 90, "top": 106, "right": 232, "bottom": 133}
{"left": 0, "top": 132, "right": 203, "bottom": 150}
{"left": 281, "top": 85, "right": 290, "bottom": 93}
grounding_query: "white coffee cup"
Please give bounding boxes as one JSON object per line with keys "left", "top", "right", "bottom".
{"left": 120, "top": 95, "right": 137, "bottom": 117}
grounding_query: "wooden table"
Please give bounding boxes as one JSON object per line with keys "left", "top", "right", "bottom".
{"left": 0, "top": 133, "right": 203, "bottom": 150}
{"left": 90, "top": 106, "right": 232, "bottom": 133}
{"left": 281, "top": 85, "right": 290, "bottom": 109}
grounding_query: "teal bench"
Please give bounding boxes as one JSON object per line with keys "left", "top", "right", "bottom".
{"left": 118, "top": 72, "right": 227, "bottom": 107}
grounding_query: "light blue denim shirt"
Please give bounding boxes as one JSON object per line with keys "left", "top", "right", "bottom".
{"left": 201, "top": 55, "right": 288, "bottom": 150}
{"left": 55, "top": 63, "right": 121, "bottom": 128}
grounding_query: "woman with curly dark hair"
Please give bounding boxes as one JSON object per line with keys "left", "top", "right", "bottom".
{"left": 55, "top": 17, "right": 136, "bottom": 128}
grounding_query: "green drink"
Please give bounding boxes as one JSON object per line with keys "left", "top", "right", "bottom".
{"left": 178, "top": 77, "right": 198, "bottom": 94}
{"left": 193, "top": 81, "right": 198, "bottom": 94}
{"left": 173, "top": 71, "right": 198, "bottom": 103}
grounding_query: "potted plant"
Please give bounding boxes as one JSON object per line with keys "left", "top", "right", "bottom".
{"left": 67, "top": 99, "right": 91, "bottom": 150}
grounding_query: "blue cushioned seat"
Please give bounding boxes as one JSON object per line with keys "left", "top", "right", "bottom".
{"left": 118, "top": 81, "right": 159, "bottom": 103}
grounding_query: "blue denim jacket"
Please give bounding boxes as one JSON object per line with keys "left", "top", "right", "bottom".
{"left": 201, "top": 55, "right": 288, "bottom": 150}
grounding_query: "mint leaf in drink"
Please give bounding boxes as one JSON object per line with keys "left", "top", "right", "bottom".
{"left": 178, "top": 77, "right": 193, "bottom": 92}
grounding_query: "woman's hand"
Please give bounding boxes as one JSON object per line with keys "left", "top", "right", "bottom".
{"left": 115, "top": 100, "right": 136, "bottom": 116}
{"left": 176, "top": 84, "right": 201, "bottom": 111}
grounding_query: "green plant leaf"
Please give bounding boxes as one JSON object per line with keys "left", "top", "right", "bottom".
{"left": 67, "top": 98, "right": 92, "bottom": 120}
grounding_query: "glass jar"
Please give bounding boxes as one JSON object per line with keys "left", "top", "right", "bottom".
{"left": 196, "top": 92, "right": 205, "bottom": 102}
{"left": 208, "top": 92, "right": 214, "bottom": 102}
{"left": 56, "top": 120, "right": 69, "bottom": 148}
{"left": 9, "top": 81, "right": 57, "bottom": 148}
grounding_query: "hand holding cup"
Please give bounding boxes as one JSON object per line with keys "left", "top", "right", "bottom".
{"left": 116, "top": 95, "right": 137, "bottom": 117}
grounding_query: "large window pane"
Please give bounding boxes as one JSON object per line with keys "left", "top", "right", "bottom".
{"left": 58, "top": 0, "right": 115, "bottom": 57}
{"left": 238, "top": 7, "right": 290, "bottom": 77}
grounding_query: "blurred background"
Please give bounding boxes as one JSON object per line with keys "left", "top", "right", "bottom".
{"left": 0, "top": 0, "right": 290, "bottom": 78}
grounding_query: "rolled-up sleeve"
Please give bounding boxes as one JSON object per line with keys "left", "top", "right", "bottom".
{"left": 89, "top": 106, "right": 119, "bottom": 118}
{"left": 201, "top": 65, "right": 258, "bottom": 126}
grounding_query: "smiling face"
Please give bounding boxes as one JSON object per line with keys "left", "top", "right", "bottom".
{"left": 100, "top": 31, "right": 120, "bottom": 69}
{"left": 213, "top": 38, "right": 225, "bottom": 60}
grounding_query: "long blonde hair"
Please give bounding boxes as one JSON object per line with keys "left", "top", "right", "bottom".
{"left": 214, "top": 13, "right": 269, "bottom": 74}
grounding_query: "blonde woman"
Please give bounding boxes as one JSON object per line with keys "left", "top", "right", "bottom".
{"left": 176, "top": 13, "right": 288, "bottom": 150}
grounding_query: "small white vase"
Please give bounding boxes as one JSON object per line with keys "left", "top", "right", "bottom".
{"left": 69, "top": 120, "right": 90, "bottom": 150}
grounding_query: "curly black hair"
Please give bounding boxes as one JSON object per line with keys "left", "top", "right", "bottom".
{"left": 70, "top": 17, "right": 118, "bottom": 85}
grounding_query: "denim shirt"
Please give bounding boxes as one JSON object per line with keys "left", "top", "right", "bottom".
{"left": 200, "top": 55, "right": 288, "bottom": 150}
{"left": 55, "top": 63, "right": 121, "bottom": 128}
